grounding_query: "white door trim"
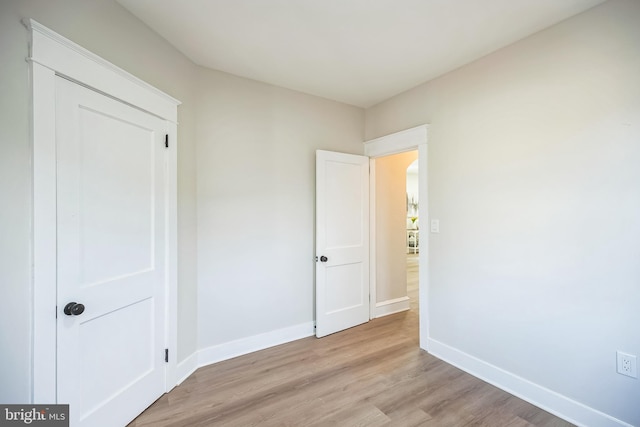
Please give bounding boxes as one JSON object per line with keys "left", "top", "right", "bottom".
{"left": 368, "top": 158, "right": 377, "bottom": 320}
{"left": 27, "top": 19, "right": 181, "bottom": 402}
{"left": 364, "top": 125, "right": 429, "bottom": 350}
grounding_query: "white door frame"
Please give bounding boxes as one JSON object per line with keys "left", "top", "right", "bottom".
{"left": 27, "top": 19, "right": 181, "bottom": 402}
{"left": 364, "top": 125, "right": 429, "bottom": 350}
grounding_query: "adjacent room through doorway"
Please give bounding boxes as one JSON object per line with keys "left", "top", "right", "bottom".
{"left": 406, "top": 158, "right": 420, "bottom": 315}
{"left": 373, "top": 150, "right": 419, "bottom": 323}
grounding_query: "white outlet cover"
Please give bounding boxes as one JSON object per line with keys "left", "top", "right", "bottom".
{"left": 616, "top": 351, "right": 638, "bottom": 378}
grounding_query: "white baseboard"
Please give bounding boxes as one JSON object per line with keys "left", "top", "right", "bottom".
{"left": 427, "top": 338, "right": 633, "bottom": 427}
{"left": 175, "top": 352, "right": 198, "bottom": 385}
{"left": 375, "top": 296, "right": 410, "bottom": 318}
{"left": 198, "top": 322, "right": 315, "bottom": 368}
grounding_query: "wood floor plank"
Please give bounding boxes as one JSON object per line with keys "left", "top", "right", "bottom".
{"left": 129, "top": 255, "right": 573, "bottom": 427}
{"left": 306, "top": 402, "right": 391, "bottom": 427}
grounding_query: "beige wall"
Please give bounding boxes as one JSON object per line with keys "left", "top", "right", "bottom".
{"left": 375, "top": 151, "right": 418, "bottom": 302}
{"left": 366, "top": 0, "right": 640, "bottom": 424}
{"left": 0, "top": 0, "right": 199, "bottom": 402}
{"left": 195, "top": 67, "right": 364, "bottom": 348}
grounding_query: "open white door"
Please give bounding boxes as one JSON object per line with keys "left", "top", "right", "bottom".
{"left": 315, "top": 150, "right": 370, "bottom": 337}
{"left": 56, "top": 77, "right": 167, "bottom": 427}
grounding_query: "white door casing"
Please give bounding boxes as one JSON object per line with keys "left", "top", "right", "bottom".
{"left": 364, "top": 125, "right": 429, "bottom": 350}
{"left": 28, "top": 19, "right": 180, "bottom": 407}
{"left": 315, "top": 150, "right": 370, "bottom": 338}
{"left": 56, "top": 77, "right": 167, "bottom": 426}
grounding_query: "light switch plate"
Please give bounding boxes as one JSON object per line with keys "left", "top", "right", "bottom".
{"left": 430, "top": 219, "right": 440, "bottom": 233}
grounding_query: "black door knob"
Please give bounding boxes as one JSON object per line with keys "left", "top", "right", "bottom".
{"left": 320, "top": 256, "right": 328, "bottom": 262}
{"left": 64, "top": 302, "right": 85, "bottom": 316}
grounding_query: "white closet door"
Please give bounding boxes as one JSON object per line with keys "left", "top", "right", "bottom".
{"left": 56, "top": 77, "right": 167, "bottom": 427}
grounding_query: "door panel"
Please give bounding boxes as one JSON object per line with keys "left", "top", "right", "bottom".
{"left": 79, "top": 298, "right": 154, "bottom": 416}
{"left": 74, "top": 105, "right": 155, "bottom": 285}
{"left": 325, "top": 161, "right": 365, "bottom": 248}
{"left": 56, "top": 77, "right": 167, "bottom": 427}
{"left": 316, "top": 150, "right": 369, "bottom": 338}
{"left": 325, "top": 263, "right": 365, "bottom": 313}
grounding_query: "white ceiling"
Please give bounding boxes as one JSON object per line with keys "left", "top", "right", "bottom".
{"left": 117, "top": 0, "right": 605, "bottom": 108}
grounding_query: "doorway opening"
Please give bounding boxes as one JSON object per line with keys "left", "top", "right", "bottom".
{"left": 364, "top": 124, "right": 428, "bottom": 349}
{"left": 406, "top": 159, "right": 420, "bottom": 316}
{"left": 371, "top": 151, "right": 419, "bottom": 323}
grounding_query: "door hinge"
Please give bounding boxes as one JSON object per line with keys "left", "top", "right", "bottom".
{"left": 165, "top": 134, "right": 169, "bottom": 148}
{"left": 165, "top": 348, "right": 169, "bottom": 363}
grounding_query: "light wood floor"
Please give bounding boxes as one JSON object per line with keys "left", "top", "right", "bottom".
{"left": 129, "top": 254, "right": 572, "bottom": 426}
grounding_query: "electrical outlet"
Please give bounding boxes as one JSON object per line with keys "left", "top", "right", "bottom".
{"left": 616, "top": 351, "right": 637, "bottom": 378}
